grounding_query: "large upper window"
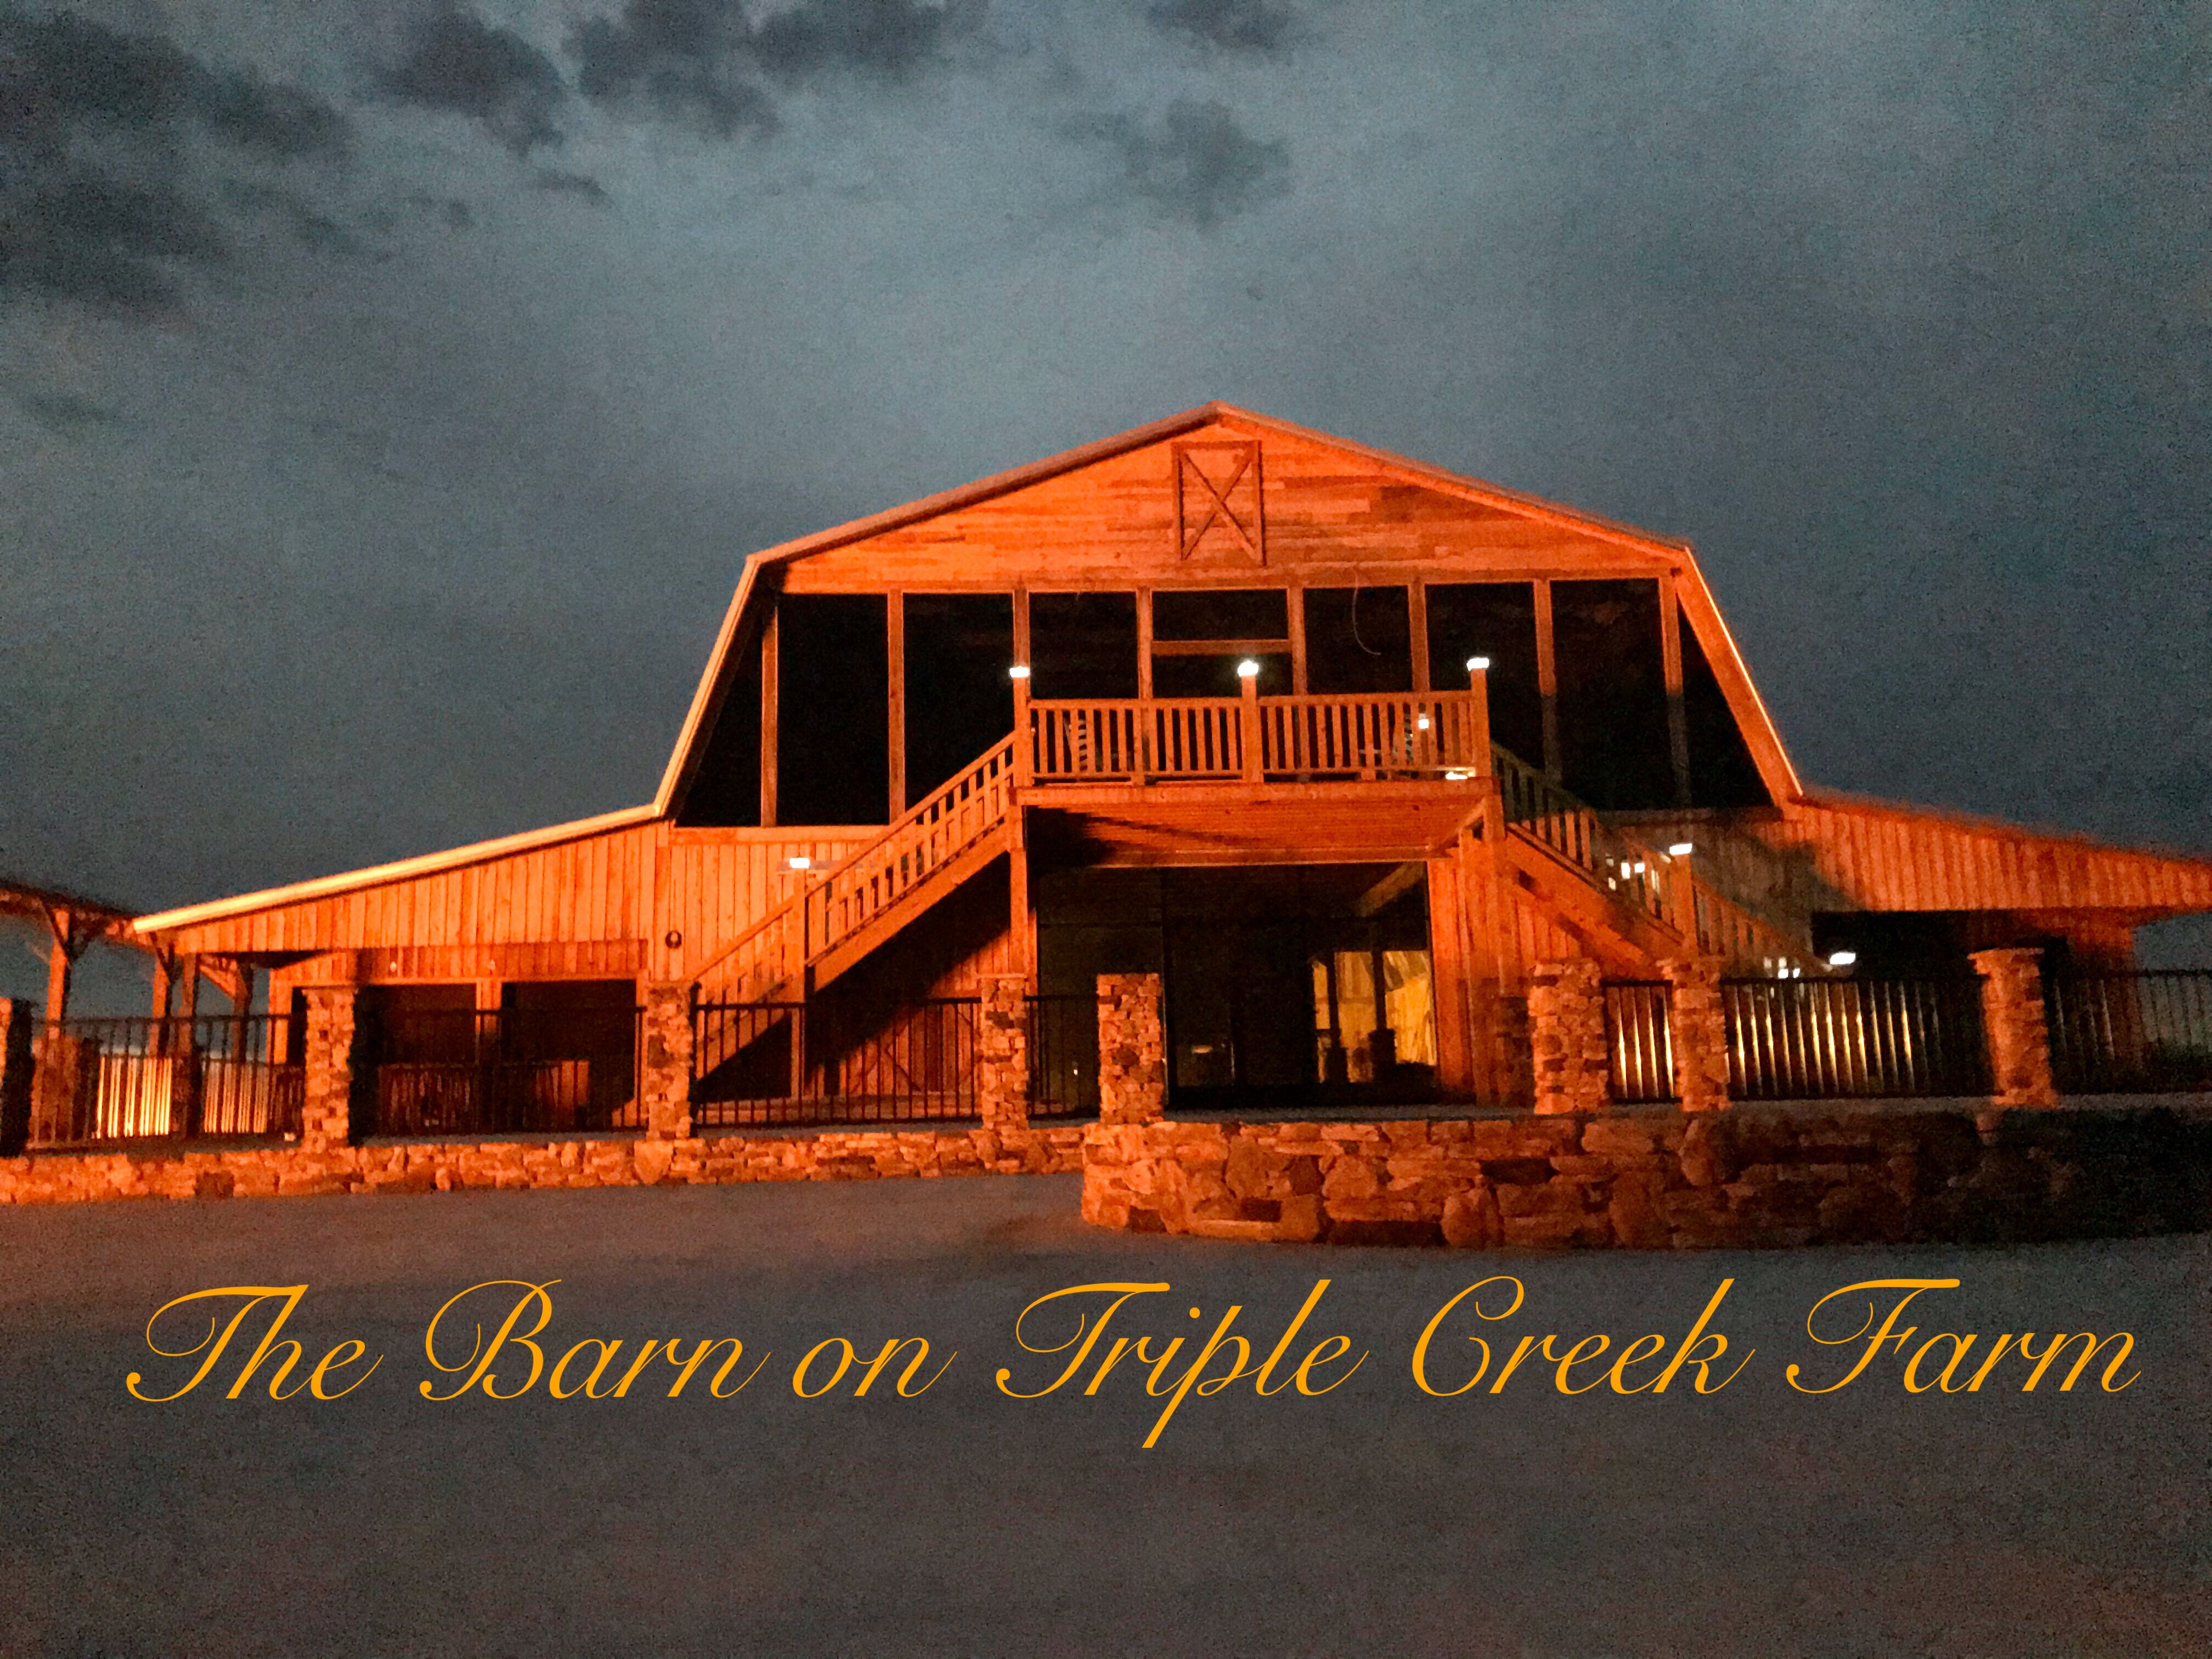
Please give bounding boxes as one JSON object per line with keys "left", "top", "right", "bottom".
{"left": 1150, "top": 588, "right": 1291, "bottom": 697}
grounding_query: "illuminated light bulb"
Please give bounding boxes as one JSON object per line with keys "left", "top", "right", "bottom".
{"left": 787, "top": 855, "right": 811, "bottom": 871}
{"left": 1235, "top": 659, "right": 1261, "bottom": 679}
{"left": 1415, "top": 715, "right": 1431, "bottom": 730}
{"left": 1827, "top": 950, "right": 1858, "bottom": 968}
{"left": 1465, "top": 656, "right": 1491, "bottom": 672}
{"left": 1007, "top": 664, "right": 1031, "bottom": 681}
{"left": 1668, "top": 842, "right": 1694, "bottom": 856}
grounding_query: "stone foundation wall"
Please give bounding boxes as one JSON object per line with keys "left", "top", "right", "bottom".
{"left": 0, "top": 1125, "right": 1085, "bottom": 1207}
{"left": 1081, "top": 1108, "right": 2212, "bottom": 1249}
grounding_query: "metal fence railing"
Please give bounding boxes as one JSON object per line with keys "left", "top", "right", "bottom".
{"left": 691, "top": 998, "right": 980, "bottom": 1127}
{"left": 367, "top": 1007, "right": 644, "bottom": 1137}
{"left": 1028, "top": 994, "right": 1099, "bottom": 1118}
{"left": 2045, "top": 970, "right": 2212, "bottom": 1095}
{"left": 1723, "top": 977, "right": 1990, "bottom": 1101}
{"left": 30, "top": 1014, "right": 303, "bottom": 1148}
{"left": 1602, "top": 981, "right": 1675, "bottom": 1103}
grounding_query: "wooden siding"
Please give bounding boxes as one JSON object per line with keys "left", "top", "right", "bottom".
{"left": 781, "top": 419, "right": 1678, "bottom": 594}
{"left": 1629, "top": 802, "right": 2212, "bottom": 922}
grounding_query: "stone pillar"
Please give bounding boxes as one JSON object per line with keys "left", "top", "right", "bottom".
{"left": 300, "top": 986, "right": 364, "bottom": 1153}
{"left": 639, "top": 981, "right": 696, "bottom": 1141}
{"left": 1659, "top": 955, "right": 1729, "bottom": 1113}
{"left": 1528, "top": 958, "right": 1609, "bottom": 1116}
{"left": 1097, "top": 973, "right": 1166, "bottom": 1125}
{"left": 0, "top": 998, "right": 32, "bottom": 1155}
{"left": 1972, "top": 947, "right": 2058, "bottom": 1109}
{"left": 976, "top": 974, "right": 1032, "bottom": 1134}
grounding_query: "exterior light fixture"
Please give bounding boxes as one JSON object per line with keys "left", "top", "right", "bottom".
{"left": 1235, "top": 658, "right": 1261, "bottom": 679}
{"left": 1443, "top": 769, "right": 1471, "bottom": 781}
{"left": 787, "top": 855, "right": 812, "bottom": 871}
{"left": 1668, "top": 841, "right": 1694, "bottom": 857}
{"left": 1466, "top": 656, "right": 1491, "bottom": 672}
{"left": 1415, "top": 715, "right": 1432, "bottom": 730}
{"left": 1827, "top": 950, "right": 1858, "bottom": 968}
{"left": 1007, "top": 664, "right": 1031, "bottom": 681}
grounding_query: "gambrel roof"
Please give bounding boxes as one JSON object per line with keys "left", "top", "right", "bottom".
{"left": 651, "top": 400, "right": 1801, "bottom": 816}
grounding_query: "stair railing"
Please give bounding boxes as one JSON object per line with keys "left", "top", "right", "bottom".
{"left": 690, "top": 733, "right": 1019, "bottom": 1000}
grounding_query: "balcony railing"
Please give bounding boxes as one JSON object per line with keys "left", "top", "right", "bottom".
{"left": 1027, "top": 691, "right": 1489, "bottom": 784}
{"left": 29, "top": 1014, "right": 303, "bottom": 1148}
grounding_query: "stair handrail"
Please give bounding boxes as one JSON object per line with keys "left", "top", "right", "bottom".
{"left": 689, "top": 733, "right": 1019, "bottom": 1000}
{"left": 1489, "top": 742, "right": 1812, "bottom": 970}
{"left": 1490, "top": 744, "right": 1679, "bottom": 929}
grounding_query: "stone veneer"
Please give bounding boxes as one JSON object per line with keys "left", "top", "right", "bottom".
{"left": 0, "top": 1125, "right": 1086, "bottom": 1206}
{"left": 1081, "top": 1107, "right": 2211, "bottom": 1248}
{"left": 1528, "top": 959, "right": 1609, "bottom": 1115}
{"left": 1097, "top": 973, "right": 1166, "bottom": 1125}
{"left": 975, "top": 975, "right": 1032, "bottom": 1133}
{"left": 1660, "top": 956, "right": 1729, "bottom": 1111}
{"left": 1973, "top": 947, "right": 2061, "bottom": 1110}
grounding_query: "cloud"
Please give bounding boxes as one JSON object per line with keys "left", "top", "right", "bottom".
{"left": 567, "top": 0, "right": 970, "bottom": 140}
{"left": 0, "top": 8, "right": 351, "bottom": 159}
{"left": 15, "top": 390, "right": 125, "bottom": 436}
{"left": 1145, "top": 0, "right": 1299, "bottom": 54}
{"left": 1085, "top": 99, "right": 1288, "bottom": 229}
{"left": 0, "top": 9, "right": 352, "bottom": 313}
{"left": 531, "top": 168, "right": 610, "bottom": 205}
{"left": 1, "top": 169, "right": 229, "bottom": 308}
{"left": 381, "top": 7, "right": 568, "bottom": 155}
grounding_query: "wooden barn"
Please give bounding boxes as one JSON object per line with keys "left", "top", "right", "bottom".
{"left": 55, "top": 403, "right": 2210, "bottom": 1142}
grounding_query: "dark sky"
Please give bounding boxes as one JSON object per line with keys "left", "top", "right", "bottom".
{"left": 4, "top": 0, "right": 2209, "bottom": 996}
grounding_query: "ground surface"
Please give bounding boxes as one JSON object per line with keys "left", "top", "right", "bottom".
{"left": 0, "top": 1175, "right": 2204, "bottom": 1658}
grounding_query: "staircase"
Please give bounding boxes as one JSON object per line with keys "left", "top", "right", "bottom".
{"left": 689, "top": 735, "right": 1020, "bottom": 1002}
{"left": 1488, "top": 745, "right": 1814, "bottom": 974}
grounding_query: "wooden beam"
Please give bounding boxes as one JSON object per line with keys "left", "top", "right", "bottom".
{"left": 1659, "top": 571, "right": 1691, "bottom": 808}
{"left": 759, "top": 605, "right": 779, "bottom": 828}
{"left": 1355, "top": 860, "right": 1427, "bottom": 918}
{"left": 1288, "top": 584, "right": 1309, "bottom": 695}
{"left": 1007, "top": 809, "right": 1035, "bottom": 983}
{"left": 1148, "top": 637, "right": 1294, "bottom": 658}
{"left": 887, "top": 591, "right": 907, "bottom": 815}
{"left": 1533, "top": 578, "right": 1561, "bottom": 781}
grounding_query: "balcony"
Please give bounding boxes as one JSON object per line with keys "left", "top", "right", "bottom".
{"left": 1023, "top": 690, "right": 1489, "bottom": 787}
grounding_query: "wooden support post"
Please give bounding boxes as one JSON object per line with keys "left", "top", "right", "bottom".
{"left": 1239, "top": 665, "right": 1262, "bottom": 781}
{"left": 1533, "top": 578, "right": 1562, "bottom": 781}
{"left": 150, "top": 951, "right": 174, "bottom": 1023}
{"left": 886, "top": 590, "right": 906, "bottom": 816}
{"left": 42, "top": 906, "right": 72, "bottom": 1031}
{"left": 1011, "top": 666, "right": 1033, "bottom": 788}
{"left": 1659, "top": 572, "right": 1691, "bottom": 808}
{"left": 1408, "top": 579, "right": 1431, "bottom": 692}
{"left": 1006, "top": 807, "right": 1035, "bottom": 983}
{"left": 759, "top": 605, "right": 779, "bottom": 828}
{"left": 1135, "top": 588, "right": 1154, "bottom": 699}
{"left": 1288, "top": 583, "right": 1309, "bottom": 695}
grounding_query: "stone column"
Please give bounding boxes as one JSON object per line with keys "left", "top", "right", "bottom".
{"left": 1660, "top": 955, "right": 1730, "bottom": 1113}
{"left": 1528, "top": 958, "right": 1609, "bottom": 1116}
{"left": 0, "top": 998, "right": 33, "bottom": 1155}
{"left": 639, "top": 982, "right": 696, "bottom": 1141}
{"left": 300, "top": 986, "right": 364, "bottom": 1153}
{"left": 1972, "top": 947, "right": 2058, "bottom": 1109}
{"left": 1097, "top": 973, "right": 1166, "bottom": 1125}
{"left": 976, "top": 974, "right": 1032, "bottom": 1134}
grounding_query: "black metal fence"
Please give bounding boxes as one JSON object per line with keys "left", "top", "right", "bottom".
{"left": 368, "top": 1006, "right": 644, "bottom": 1137}
{"left": 1028, "top": 994, "right": 1099, "bottom": 1118}
{"left": 691, "top": 998, "right": 980, "bottom": 1127}
{"left": 1602, "top": 981, "right": 1675, "bottom": 1103}
{"left": 31, "top": 1014, "right": 303, "bottom": 1147}
{"left": 1723, "top": 977, "right": 1990, "bottom": 1101}
{"left": 2046, "top": 970, "right": 2212, "bottom": 1094}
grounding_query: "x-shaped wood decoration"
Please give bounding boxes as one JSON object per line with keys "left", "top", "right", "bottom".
{"left": 1173, "top": 442, "right": 1265, "bottom": 563}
